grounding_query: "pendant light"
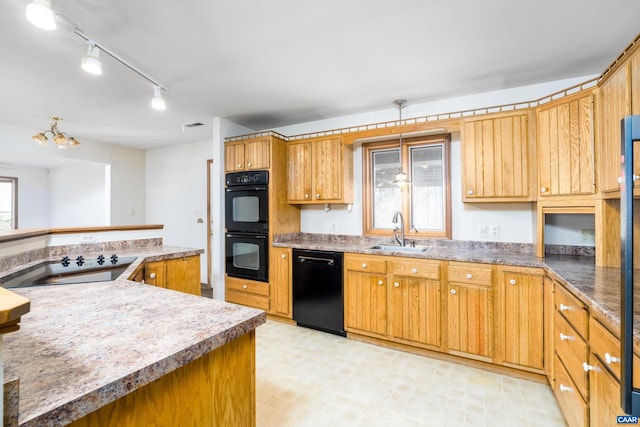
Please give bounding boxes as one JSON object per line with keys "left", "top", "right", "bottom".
{"left": 392, "top": 99, "right": 411, "bottom": 187}
{"left": 25, "top": 0, "right": 56, "bottom": 31}
{"left": 31, "top": 116, "right": 80, "bottom": 149}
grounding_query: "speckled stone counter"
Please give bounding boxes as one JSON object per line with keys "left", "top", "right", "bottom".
{"left": 1, "top": 247, "right": 265, "bottom": 427}
{"left": 274, "top": 233, "right": 640, "bottom": 347}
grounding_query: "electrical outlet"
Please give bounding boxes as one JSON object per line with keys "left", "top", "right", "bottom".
{"left": 580, "top": 229, "right": 596, "bottom": 244}
{"left": 331, "top": 222, "right": 336, "bottom": 231}
{"left": 81, "top": 233, "right": 96, "bottom": 243}
{"left": 489, "top": 225, "right": 500, "bottom": 238}
{"left": 478, "top": 225, "right": 487, "bottom": 238}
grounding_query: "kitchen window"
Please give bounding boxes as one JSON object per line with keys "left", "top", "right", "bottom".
{"left": 0, "top": 177, "right": 17, "bottom": 232}
{"left": 363, "top": 135, "right": 451, "bottom": 239}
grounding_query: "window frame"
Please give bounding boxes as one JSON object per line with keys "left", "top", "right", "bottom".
{"left": 0, "top": 176, "right": 18, "bottom": 231}
{"left": 362, "top": 134, "right": 451, "bottom": 239}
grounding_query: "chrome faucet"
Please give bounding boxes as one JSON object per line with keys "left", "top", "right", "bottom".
{"left": 392, "top": 210, "right": 405, "bottom": 246}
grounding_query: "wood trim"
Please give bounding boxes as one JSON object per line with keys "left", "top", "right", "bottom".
{"left": 0, "top": 288, "right": 30, "bottom": 333}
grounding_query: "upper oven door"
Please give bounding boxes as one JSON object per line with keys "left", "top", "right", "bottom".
{"left": 225, "top": 185, "right": 269, "bottom": 233}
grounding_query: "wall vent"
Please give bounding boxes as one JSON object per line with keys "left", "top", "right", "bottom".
{"left": 183, "top": 122, "right": 204, "bottom": 128}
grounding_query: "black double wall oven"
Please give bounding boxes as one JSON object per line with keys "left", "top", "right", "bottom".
{"left": 225, "top": 170, "right": 269, "bottom": 282}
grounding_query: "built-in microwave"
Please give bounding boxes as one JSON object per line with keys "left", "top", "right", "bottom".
{"left": 224, "top": 171, "right": 269, "bottom": 233}
{"left": 225, "top": 232, "right": 268, "bottom": 282}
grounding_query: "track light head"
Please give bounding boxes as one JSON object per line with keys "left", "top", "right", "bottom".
{"left": 81, "top": 43, "right": 102, "bottom": 75}
{"left": 151, "top": 86, "right": 166, "bottom": 110}
{"left": 26, "top": 0, "right": 56, "bottom": 31}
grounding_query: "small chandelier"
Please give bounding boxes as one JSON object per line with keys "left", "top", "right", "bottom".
{"left": 391, "top": 99, "right": 411, "bottom": 187}
{"left": 32, "top": 116, "right": 80, "bottom": 149}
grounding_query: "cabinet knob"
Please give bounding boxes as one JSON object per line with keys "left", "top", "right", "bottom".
{"left": 509, "top": 279, "right": 517, "bottom": 285}
{"left": 466, "top": 273, "right": 473, "bottom": 279}
{"left": 362, "top": 263, "right": 367, "bottom": 268}
{"left": 559, "top": 384, "right": 573, "bottom": 393}
{"left": 450, "top": 289, "right": 457, "bottom": 295}
{"left": 149, "top": 273, "right": 156, "bottom": 279}
{"left": 559, "top": 303, "right": 573, "bottom": 312}
{"left": 582, "top": 362, "right": 599, "bottom": 372}
{"left": 540, "top": 187, "right": 548, "bottom": 193}
{"left": 412, "top": 268, "right": 418, "bottom": 274}
{"left": 618, "top": 176, "right": 623, "bottom": 184}
{"left": 243, "top": 284, "right": 248, "bottom": 289}
{"left": 559, "top": 333, "right": 573, "bottom": 341}
{"left": 377, "top": 280, "right": 384, "bottom": 286}
{"left": 305, "top": 193, "right": 310, "bottom": 199}
{"left": 281, "top": 253, "right": 286, "bottom": 259}
{"left": 394, "top": 282, "right": 400, "bottom": 288}
{"left": 467, "top": 189, "right": 474, "bottom": 195}
{"left": 247, "top": 162, "right": 252, "bottom": 167}
{"left": 605, "top": 353, "right": 620, "bottom": 365}
{"left": 237, "top": 163, "right": 242, "bottom": 168}
{"left": 316, "top": 193, "right": 321, "bottom": 199}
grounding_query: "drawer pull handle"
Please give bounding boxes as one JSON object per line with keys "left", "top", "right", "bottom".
{"left": 377, "top": 280, "right": 384, "bottom": 286}
{"left": 149, "top": 273, "right": 156, "bottom": 279}
{"left": 243, "top": 284, "right": 248, "bottom": 289}
{"left": 559, "top": 384, "right": 573, "bottom": 393}
{"left": 412, "top": 268, "right": 418, "bottom": 274}
{"left": 559, "top": 303, "right": 573, "bottom": 312}
{"left": 583, "top": 362, "right": 599, "bottom": 372}
{"left": 466, "top": 273, "right": 473, "bottom": 279}
{"left": 450, "top": 289, "right": 457, "bottom": 295}
{"left": 559, "top": 333, "right": 573, "bottom": 341}
{"left": 509, "top": 279, "right": 517, "bottom": 285}
{"left": 362, "top": 263, "right": 367, "bottom": 269}
{"left": 605, "top": 353, "right": 620, "bottom": 365}
{"left": 394, "top": 282, "right": 400, "bottom": 288}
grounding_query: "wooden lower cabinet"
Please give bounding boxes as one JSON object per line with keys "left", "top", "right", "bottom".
{"left": 139, "top": 256, "right": 201, "bottom": 296}
{"left": 544, "top": 276, "right": 556, "bottom": 383}
{"left": 389, "top": 277, "right": 440, "bottom": 348}
{"left": 225, "top": 276, "right": 269, "bottom": 310}
{"left": 269, "top": 247, "right": 292, "bottom": 318}
{"left": 447, "top": 282, "right": 493, "bottom": 359}
{"left": 555, "top": 354, "right": 589, "bottom": 427}
{"left": 588, "top": 355, "right": 622, "bottom": 427}
{"left": 344, "top": 269, "right": 388, "bottom": 337}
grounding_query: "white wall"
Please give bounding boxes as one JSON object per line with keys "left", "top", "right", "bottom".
{"left": 272, "top": 75, "right": 597, "bottom": 244}
{"left": 0, "top": 164, "right": 49, "bottom": 228}
{"left": 0, "top": 123, "right": 146, "bottom": 228}
{"left": 48, "top": 162, "right": 109, "bottom": 227}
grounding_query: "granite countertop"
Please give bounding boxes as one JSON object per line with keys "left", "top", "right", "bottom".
{"left": 274, "top": 234, "right": 640, "bottom": 347}
{"left": 1, "top": 247, "right": 266, "bottom": 427}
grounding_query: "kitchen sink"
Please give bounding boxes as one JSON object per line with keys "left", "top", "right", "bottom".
{"left": 369, "top": 245, "right": 430, "bottom": 253}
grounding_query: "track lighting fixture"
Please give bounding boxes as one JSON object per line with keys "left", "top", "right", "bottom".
{"left": 151, "top": 86, "right": 166, "bottom": 110}
{"left": 31, "top": 116, "right": 80, "bottom": 149}
{"left": 25, "top": 0, "right": 56, "bottom": 31}
{"left": 25, "top": 2, "right": 167, "bottom": 110}
{"left": 81, "top": 43, "right": 102, "bottom": 75}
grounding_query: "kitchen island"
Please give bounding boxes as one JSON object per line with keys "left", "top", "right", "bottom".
{"left": 2, "top": 275, "right": 265, "bottom": 426}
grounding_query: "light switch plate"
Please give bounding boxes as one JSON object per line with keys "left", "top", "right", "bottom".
{"left": 580, "top": 229, "right": 596, "bottom": 244}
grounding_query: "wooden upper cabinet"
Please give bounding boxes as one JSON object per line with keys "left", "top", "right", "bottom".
{"left": 537, "top": 91, "right": 595, "bottom": 197}
{"left": 461, "top": 111, "right": 533, "bottom": 202}
{"left": 287, "top": 137, "right": 353, "bottom": 204}
{"left": 224, "top": 138, "right": 270, "bottom": 172}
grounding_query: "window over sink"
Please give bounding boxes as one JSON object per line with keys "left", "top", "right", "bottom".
{"left": 362, "top": 135, "right": 451, "bottom": 239}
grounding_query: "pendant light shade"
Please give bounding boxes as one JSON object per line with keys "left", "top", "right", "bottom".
{"left": 392, "top": 99, "right": 411, "bottom": 187}
{"left": 81, "top": 43, "right": 103, "bottom": 75}
{"left": 25, "top": 0, "right": 56, "bottom": 31}
{"left": 151, "top": 86, "right": 166, "bottom": 110}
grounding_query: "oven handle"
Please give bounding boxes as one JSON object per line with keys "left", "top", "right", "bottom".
{"left": 226, "top": 233, "right": 268, "bottom": 239}
{"left": 225, "top": 186, "right": 268, "bottom": 192}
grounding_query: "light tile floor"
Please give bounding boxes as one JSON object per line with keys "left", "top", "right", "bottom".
{"left": 255, "top": 320, "right": 567, "bottom": 427}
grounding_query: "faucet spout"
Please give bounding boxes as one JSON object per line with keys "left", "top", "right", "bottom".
{"left": 392, "top": 210, "right": 405, "bottom": 246}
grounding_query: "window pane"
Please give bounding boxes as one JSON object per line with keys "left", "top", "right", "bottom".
{"left": 371, "top": 149, "right": 401, "bottom": 229}
{"left": 0, "top": 179, "right": 15, "bottom": 232}
{"left": 410, "top": 145, "right": 444, "bottom": 231}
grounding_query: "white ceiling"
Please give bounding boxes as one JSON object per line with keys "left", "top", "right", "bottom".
{"left": 1, "top": 0, "right": 639, "bottom": 150}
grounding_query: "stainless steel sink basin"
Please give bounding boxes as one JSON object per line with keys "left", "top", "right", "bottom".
{"left": 369, "top": 245, "right": 430, "bottom": 253}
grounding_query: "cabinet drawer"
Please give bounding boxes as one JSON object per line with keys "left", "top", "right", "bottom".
{"left": 226, "top": 276, "right": 269, "bottom": 296}
{"left": 555, "top": 284, "right": 588, "bottom": 339}
{"left": 389, "top": 259, "right": 440, "bottom": 280}
{"left": 226, "top": 289, "right": 269, "bottom": 311}
{"left": 555, "top": 310, "right": 588, "bottom": 398}
{"left": 345, "top": 255, "right": 386, "bottom": 274}
{"left": 447, "top": 262, "right": 493, "bottom": 286}
{"left": 554, "top": 354, "right": 588, "bottom": 427}
{"left": 590, "top": 317, "right": 622, "bottom": 381}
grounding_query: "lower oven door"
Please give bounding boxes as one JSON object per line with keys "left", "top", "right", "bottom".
{"left": 225, "top": 232, "right": 269, "bottom": 282}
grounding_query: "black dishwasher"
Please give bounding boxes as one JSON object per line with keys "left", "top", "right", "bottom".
{"left": 292, "top": 249, "right": 345, "bottom": 336}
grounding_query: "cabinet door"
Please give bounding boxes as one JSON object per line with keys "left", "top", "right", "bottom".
{"left": 145, "top": 261, "right": 166, "bottom": 288}
{"left": 447, "top": 283, "right": 493, "bottom": 358}
{"left": 589, "top": 356, "right": 624, "bottom": 427}
{"left": 389, "top": 277, "right": 440, "bottom": 347}
{"left": 269, "top": 247, "right": 292, "bottom": 318}
{"left": 225, "top": 143, "right": 245, "bottom": 172}
{"left": 537, "top": 92, "right": 594, "bottom": 197}
{"left": 462, "top": 112, "right": 530, "bottom": 201}
{"left": 312, "top": 137, "right": 343, "bottom": 201}
{"left": 245, "top": 138, "right": 270, "bottom": 170}
{"left": 344, "top": 270, "right": 387, "bottom": 336}
{"left": 287, "top": 142, "right": 312, "bottom": 202}
{"left": 166, "top": 256, "right": 201, "bottom": 296}
{"left": 501, "top": 270, "right": 544, "bottom": 370}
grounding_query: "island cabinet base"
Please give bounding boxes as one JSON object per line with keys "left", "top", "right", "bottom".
{"left": 69, "top": 331, "right": 256, "bottom": 427}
